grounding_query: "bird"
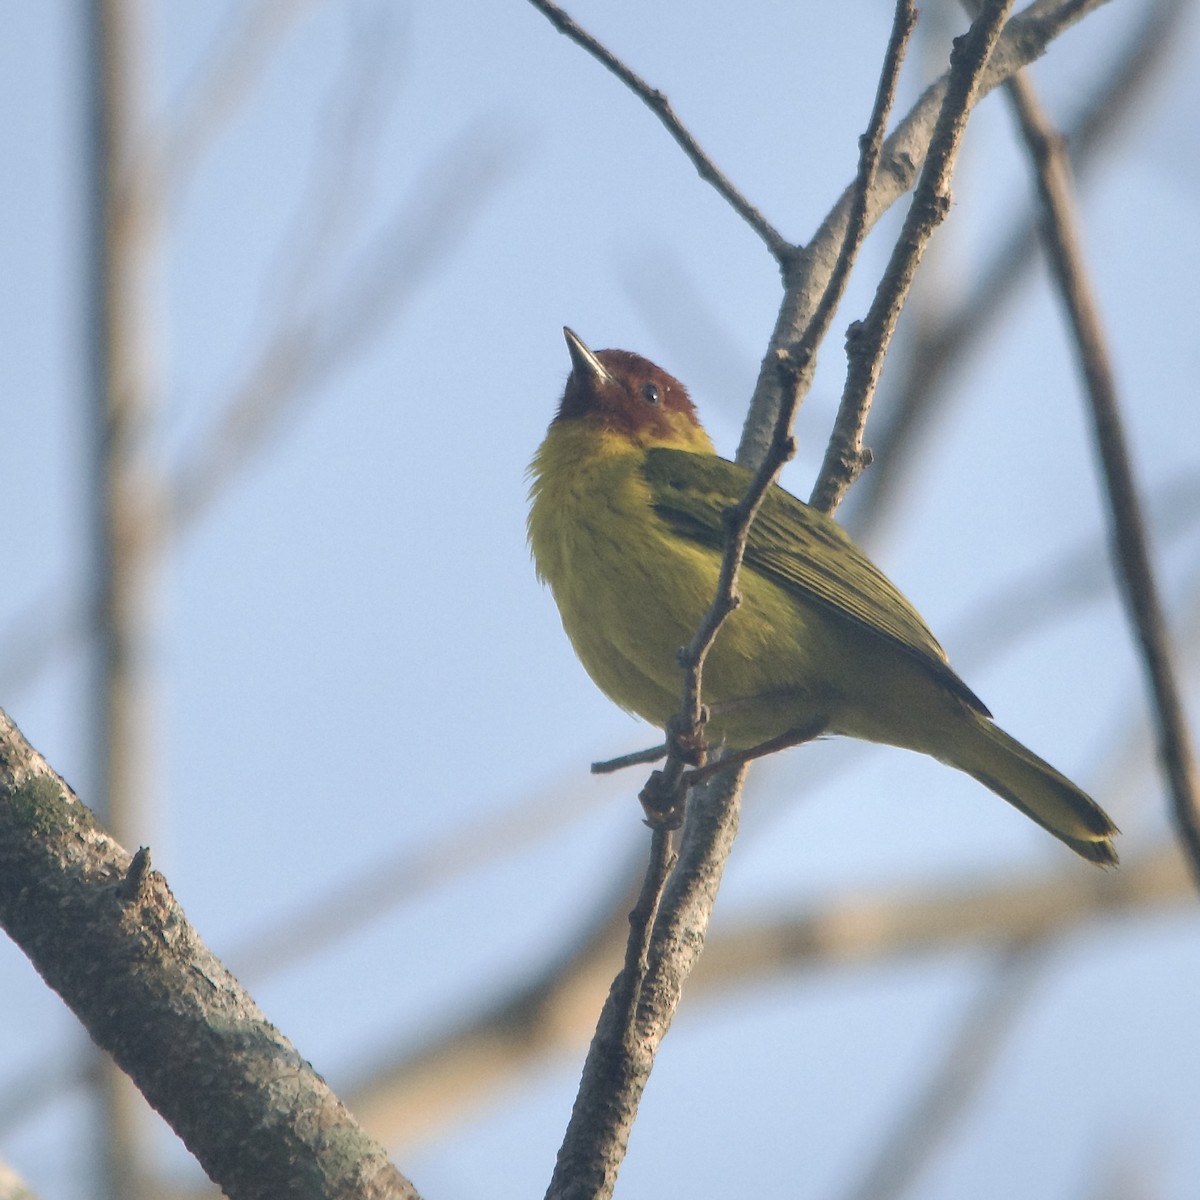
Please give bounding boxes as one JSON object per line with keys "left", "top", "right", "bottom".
{"left": 527, "top": 328, "right": 1118, "bottom": 865}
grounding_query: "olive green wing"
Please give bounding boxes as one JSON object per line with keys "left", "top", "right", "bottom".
{"left": 642, "top": 447, "right": 989, "bottom": 715}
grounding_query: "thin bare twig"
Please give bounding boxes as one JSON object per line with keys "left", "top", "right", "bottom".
{"left": 809, "top": 0, "right": 1017, "bottom": 515}
{"left": 592, "top": 743, "right": 667, "bottom": 774}
{"left": 681, "top": 716, "right": 831, "bottom": 785}
{"left": 1005, "top": 74, "right": 1200, "bottom": 888}
{"left": 851, "top": 0, "right": 1186, "bottom": 537}
{"left": 775, "top": 0, "right": 918, "bottom": 447}
{"left": 525, "top": 0, "right": 791, "bottom": 260}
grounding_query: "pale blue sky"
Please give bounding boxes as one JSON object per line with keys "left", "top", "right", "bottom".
{"left": 2, "top": 2, "right": 1199, "bottom": 1198}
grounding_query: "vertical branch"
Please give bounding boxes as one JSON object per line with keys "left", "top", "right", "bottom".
{"left": 771, "top": 0, "right": 917, "bottom": 500}
{"left": 86, "top": 0, "right": 162, "bottom": 896}
{"left": 736, "top": 0, "right": 1108, "bottom": 472}
{"left": 809, "top": 0, "right": 1017, "bottom": 514}
{"left": 544, "top": 829, "right": 677, "bottom": 1200}
{"left": 85, "top": 2, "right": 163, "bottom": 1197}
{"left": 544, "top": 767, "right": 746, "bottom": 1200}
{"left": 1005, "top": 75, "right": 1200, "bottom": 887}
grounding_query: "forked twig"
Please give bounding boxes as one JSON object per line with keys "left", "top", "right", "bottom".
{"left": 848, "top": 0, "right": 1188, "bottom": 535}
{"left": 737, "top": 0, "right": 1110, "bottom": 470}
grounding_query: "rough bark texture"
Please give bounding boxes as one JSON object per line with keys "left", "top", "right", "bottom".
{"left": 0, "top": 709, "right": 419, "bottom": 1200}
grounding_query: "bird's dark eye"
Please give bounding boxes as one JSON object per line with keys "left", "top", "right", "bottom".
{"left": 641, "top": 382, "right": 661, "bottom": 406}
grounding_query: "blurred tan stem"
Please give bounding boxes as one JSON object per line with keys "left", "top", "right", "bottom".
{"left": 86, "top": 1, "right": 164, "bottom": 1197}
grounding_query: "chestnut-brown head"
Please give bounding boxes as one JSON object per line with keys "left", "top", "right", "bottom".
{"left": 555, "top": 328, "right": 711, "bottom": 450}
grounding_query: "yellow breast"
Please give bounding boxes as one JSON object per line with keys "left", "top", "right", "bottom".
{"left": 527, "top": 422, "right": 828, "bottom": 745}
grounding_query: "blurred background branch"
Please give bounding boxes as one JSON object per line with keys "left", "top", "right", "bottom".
{"left": 1002, "top": 65, "right": 1200, "bottom": 886}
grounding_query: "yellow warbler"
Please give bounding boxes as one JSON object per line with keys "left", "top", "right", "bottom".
{"left": 528, "top": 329, "right": 1117, "bottom": 864}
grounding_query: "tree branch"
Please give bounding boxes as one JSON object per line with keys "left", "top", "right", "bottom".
{"left": 0, "top": 709, "right": 419, "bottom": 1200}
{"left": 737, "top": 0, "right": 1112, "bottom": 470}
{"left": 543, "top": 826, "right": 681, "bottom": 1200}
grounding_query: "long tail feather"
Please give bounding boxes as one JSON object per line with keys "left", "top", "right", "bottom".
{"left": 952, "top": 718, "right": 1119, "bottom": 866}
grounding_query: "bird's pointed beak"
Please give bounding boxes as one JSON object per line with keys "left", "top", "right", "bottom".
{"left": 563, "top": 327, "right": 612, "bottom": 386}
